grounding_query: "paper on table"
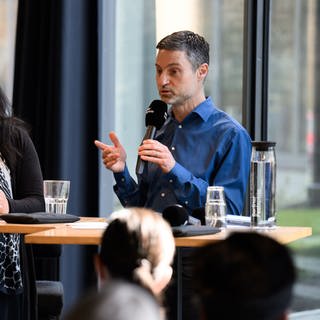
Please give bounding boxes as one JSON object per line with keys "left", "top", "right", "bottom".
{"left": 226, "top": 215, "right": 251, "bottom": 226}
{"left": 68, "top": 221, "right": 108, "bottom": 229}
{"left": 226, "top": 215, "right": 277, "bottom": 230}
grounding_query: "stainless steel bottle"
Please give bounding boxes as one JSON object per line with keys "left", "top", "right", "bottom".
{"left": 250, "top": 141, "right": 276, "bottom": 228}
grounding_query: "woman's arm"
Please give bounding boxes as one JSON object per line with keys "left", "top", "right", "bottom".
{"left": 8, "top": 128, "right": 45, "bottom": 213}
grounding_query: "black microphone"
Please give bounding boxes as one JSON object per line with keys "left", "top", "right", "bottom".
{"left": 136, "top": 100, "right": 168, "bottom": 175}
{"left": 191, "top": 207, "right": 206, "bottom": 225}
{"left": 162, "top": 204, "right": 201, "bottom": 227}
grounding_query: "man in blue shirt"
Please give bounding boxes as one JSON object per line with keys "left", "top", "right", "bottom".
{"left": 95, "top": 31, "right": 251, "bottom": 217}
{"left": 95, "top": 30, "right": 251, "bottom": 320}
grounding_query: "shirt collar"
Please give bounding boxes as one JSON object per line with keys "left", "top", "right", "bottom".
{"left": 168, "top": 96, "right": 216, "bottom": 123}
{"left": 191, "top": 96, "right": 216, "bottom": 122}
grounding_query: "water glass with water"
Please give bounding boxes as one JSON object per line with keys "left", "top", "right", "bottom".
{"left": 44, "top": 180, "right": 70, "bottom": 214}
{"left": 205, "top": 186, "right": 227, "bottom": 228}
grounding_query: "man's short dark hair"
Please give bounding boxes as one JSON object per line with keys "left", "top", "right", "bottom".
{"left": 156, "top": 30, "right": 210, "bottom": 70}
{"left": 193, "top": 232, "right": 296, "bottom": 320}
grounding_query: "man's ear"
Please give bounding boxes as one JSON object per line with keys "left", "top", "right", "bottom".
{"left": 197, "top": 63, "right": 209, "bottom": 81}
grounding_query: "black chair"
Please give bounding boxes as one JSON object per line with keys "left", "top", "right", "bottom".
{"left": 37, "top": 280, "right": 64, "bottom": 320}
{"left": 33, "top": 244, "right": 64, "bottom": 320}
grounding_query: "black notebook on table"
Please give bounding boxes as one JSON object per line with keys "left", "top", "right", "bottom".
{"left": 172, "top": 225, "right": 221, "bottom": 237}
{"left": 0, "top": 212, "right": 80, "bottom": 224}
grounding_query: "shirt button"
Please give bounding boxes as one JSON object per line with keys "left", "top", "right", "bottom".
{"left": 178, "top": 125, "right": 182, "bottom": 129}
{"left": 185, "top": 201, "right": 189, "bottom": 205}
{"left": 121, "top": 178, "right": 125, "bottom": 182}
{"left": 171, "top": 146, "right": 175, "bottom": 151}
{"left": 169, "top": 179, "right": 173, "bottom": 183}
{"left": 161, "top": 192, "right": 166, "bottom": 197}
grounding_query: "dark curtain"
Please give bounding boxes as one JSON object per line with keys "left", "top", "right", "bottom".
{"left": 13, "top": 0, "right": 99, "bottom": 313}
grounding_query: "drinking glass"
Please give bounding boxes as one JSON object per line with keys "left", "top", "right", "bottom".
{"left": 43, "top": 180, "right": 70, "bottom": 214}
{"left": 205, "top": 186, "right": 227, "bottom": 228}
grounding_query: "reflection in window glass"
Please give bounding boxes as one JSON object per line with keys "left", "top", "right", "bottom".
{"left": 0, "top": 0, "right": 18, "bottom": 99}
{"left": 269, "top": 0, "right": 320, "bottom": 313}
{"left": 269, "top": 0, "right": 316, "bottom": 209}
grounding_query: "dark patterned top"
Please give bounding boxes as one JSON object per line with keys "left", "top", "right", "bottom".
{"left": 0, "top": 156, "right": 23, "bottom": 294}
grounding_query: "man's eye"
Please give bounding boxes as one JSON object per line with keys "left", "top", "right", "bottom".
{"left": 169, "top": 69, "right": 178, "bottom": 75}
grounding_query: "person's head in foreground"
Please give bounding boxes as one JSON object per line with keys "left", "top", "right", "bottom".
{"left": 95, "top": 207, "right": 175, "bottom": 299}
{"left": 193, "top": 232, "right": 296, "bottom": 320}
{"left": 65, "top": 280, "right": 161, "bottom": 320}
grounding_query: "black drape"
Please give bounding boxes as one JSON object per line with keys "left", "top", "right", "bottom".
{"left": 13, "top": 0, "right": 99, "bottom": 313}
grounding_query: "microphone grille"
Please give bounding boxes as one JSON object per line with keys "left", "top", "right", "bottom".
{"left": 145, "top": 100, "right": 168, "bottom": 129}
{"left": 162, "top": 204, "right": 189, "bottom": 227}
{"left": 191, "top": 207, "right": 206, "bottom": 225}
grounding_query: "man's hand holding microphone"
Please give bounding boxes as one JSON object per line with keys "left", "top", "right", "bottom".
{"left": 95, "top": 100, "right": 174, "bottom": 174}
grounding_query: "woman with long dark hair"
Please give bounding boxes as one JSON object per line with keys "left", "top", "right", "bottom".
{"left": 0, "top": 86, "right": 45, "bottom": 320}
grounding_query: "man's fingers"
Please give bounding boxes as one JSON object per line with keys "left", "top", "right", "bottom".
{"left": 94, "top": 140, "right": 108, "bottom": 150}
{"left": 109, "top": 132, "right": 121, "bottom": 148}
{"left": 95, "top": 132, "right": 122, "bottom": 150}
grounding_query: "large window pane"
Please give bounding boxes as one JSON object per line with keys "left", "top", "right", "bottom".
{"left": 269, "top": 0, "right": 320, "bottom": 312}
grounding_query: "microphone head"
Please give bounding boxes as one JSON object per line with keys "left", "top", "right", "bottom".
{"left": 162, "top": 204, "right": 189, "bottom": 227}
{"left": 145, "top": 100, "right": 168, "bottom": 130}
{"left": 191, "top": 207, "right": 206, "bottom": 225}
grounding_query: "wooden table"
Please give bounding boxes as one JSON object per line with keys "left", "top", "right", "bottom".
{"left": 0, "top": 217, "right": 107, "bottom": 245}
{"left": 0, "top": 217, "right": 106, "bottom": 234}
{"left": 17, "top": 222, "right": 311, "bottom": 247}
{"left": 0, "top": 217, "right": 312, "bottom": 246}
{"left": 174, "top": 226, "right": 312, "bottom": 247}
{"left": 25, "top": 224, "right": 106, "bottom": 245}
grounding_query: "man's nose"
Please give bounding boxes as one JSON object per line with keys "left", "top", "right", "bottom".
{"left": 158, "top": 72, "right": 170, "bottom": 86}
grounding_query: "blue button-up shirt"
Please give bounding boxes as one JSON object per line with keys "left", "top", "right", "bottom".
{"left": 114, "top": 97, "right": 251, "bottom": 215}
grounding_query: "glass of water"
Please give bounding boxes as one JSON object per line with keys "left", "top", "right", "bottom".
{"left": 205, "top": 186, "right": 227, "bottom": 228}
{"left": 43, "top": 180, "right": 70, "bottom": 214}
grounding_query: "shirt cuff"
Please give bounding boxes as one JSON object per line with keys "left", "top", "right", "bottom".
{"left": 166, "top": 162, "right": 192, "bottom": 187}
{"left": 114, "top": 165, "right": 131, "bottom": 186}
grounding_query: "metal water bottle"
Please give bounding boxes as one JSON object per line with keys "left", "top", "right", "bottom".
{"left": 250, "top": 141, "right": 276, "bottom": 228}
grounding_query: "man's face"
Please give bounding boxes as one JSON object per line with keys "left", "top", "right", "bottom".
{"left": 155, "top": 49, "right": 202, "bottom": 106}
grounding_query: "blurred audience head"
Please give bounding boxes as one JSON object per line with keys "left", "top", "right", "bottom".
{"left": 95, "top": 207, "right": 175, "bottom": 298}
{"left": 65, "top": 280, "right": 161, "bottom": 320}
{"left": 193, "top": 232, "right": 296, "bottom": 320}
